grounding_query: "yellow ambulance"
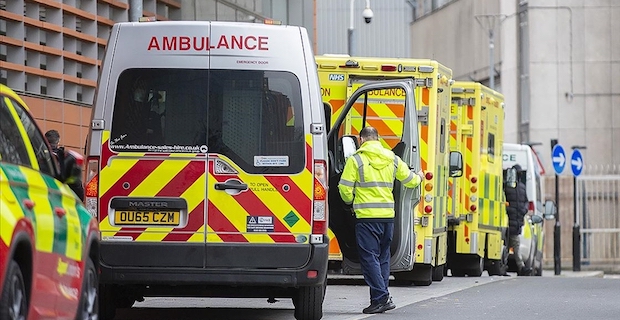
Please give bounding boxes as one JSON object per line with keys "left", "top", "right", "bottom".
{"left": 316, "top": 55, "right": 460, "bottom": 286}
{"left": 447, "top": 81, "right": 508, "bottom": 276}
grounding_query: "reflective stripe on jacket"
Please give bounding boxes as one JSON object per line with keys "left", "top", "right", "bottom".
{"left": 338, "top": 140, "right": 422, "bottom": 219}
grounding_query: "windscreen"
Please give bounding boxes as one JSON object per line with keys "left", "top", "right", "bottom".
{"left": 110, "top": 68, "right": 305, "bottom": 174}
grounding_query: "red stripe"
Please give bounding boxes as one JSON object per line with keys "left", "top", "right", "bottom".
{"left": 206, "top": 201, "right": 248, "bottom": 242}
{"left": 162, "top": 201, "right": 205, "bottom": 242}
{"left": 305, "top": 142, "right": 313, "bottom": 172}
{"left": 263, "top": 175, "right": 312, "bottom": 224}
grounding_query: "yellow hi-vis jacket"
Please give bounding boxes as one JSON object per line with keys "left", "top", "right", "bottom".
{"left": 338, "top": 140, "right": 422, "bottom": 219}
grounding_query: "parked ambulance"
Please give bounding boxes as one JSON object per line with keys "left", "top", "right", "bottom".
{"left": 85, "top": 20, "right": 422, "bottom": 320}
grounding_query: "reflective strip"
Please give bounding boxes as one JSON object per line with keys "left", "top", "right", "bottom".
{"left": 340, "top": 179, "right": 355, "bottom": 187}
{"left": 402, "top": 171, "right": 416, "bottom": 184}
{"left": 357, "top": 181, "right": 393, "bottom": 188}
{"left": 353, "top": 202, "right": 395, "bottom": 209}
{"left": 353, "top": 154, "right": 364, "bottom": 183}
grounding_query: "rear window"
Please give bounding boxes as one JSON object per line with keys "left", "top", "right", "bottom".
{"left": 110, "top": 68, "right": 305, "bottom": 174}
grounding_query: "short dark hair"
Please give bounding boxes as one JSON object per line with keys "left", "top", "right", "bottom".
{"left": 359, "top": 126, "right": 379, "bottom": 141}
{"left": 45, "top": 130, "right": 60, "bottom": 147}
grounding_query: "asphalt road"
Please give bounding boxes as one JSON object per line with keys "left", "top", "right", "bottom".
{"left": 112, "top": 271, "right": 618, "bottom": 320}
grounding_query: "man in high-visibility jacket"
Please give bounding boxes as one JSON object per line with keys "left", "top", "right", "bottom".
{"left": 338, "top": 126, "right": 423, "bottom": 314}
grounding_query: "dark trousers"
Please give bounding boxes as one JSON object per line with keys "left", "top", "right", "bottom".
{"left": 355, "top": 221, "right": 394, "bottom": 304}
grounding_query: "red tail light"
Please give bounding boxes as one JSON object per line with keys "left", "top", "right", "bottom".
{"left": 312, "top": 160, "right": 328, "bottom": 239}
{"left": 529, "top": 201, "right": 535, "bottom": 211}
{"left": 425, "top": 172, "right": 433, "bottom": 180}
{"left": 381, "top": 64, "right": 397, "bottom": 72}
{"left": 84, "top": 157, "right": 100, "bottom": 217}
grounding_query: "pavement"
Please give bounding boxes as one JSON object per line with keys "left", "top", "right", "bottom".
{"left": 540, "top": 269, "right": 606, "bottom": 278}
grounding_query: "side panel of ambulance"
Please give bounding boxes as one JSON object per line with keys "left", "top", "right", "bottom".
{"left": 85, "top": 21, "right": 329, "bottom": 320}
{"left": 447, "top": 82, "right": 507, "bottom": 277}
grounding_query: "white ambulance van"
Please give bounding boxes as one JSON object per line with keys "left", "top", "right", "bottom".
{"left": 85, "top": 20, "right": 422, "bottom": 320}
{"left": 502, "top": 143, "right": 555, "bottom": 275}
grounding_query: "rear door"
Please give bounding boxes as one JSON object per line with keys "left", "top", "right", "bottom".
{"left": 203, "top": 23, "right": 314, "bottom": 269}
{"left": 328, "top": 80, "right": 421, "bottom": 273}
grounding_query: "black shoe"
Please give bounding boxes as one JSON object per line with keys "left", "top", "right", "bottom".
{"left": 518, "top": 267, "right": 532, "bottom": 276}
{"left": 362, "top": 298, "right": 395, "bottom": 314}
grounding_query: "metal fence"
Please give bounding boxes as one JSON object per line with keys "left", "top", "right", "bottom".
{"left": 544, "top": 165, "right": 620, "bottom": 273}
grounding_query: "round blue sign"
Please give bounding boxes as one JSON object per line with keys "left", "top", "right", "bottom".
{"left": 571, "top": 149, "right": 583, "bottom": 176}
{"left": 551, "top": 144, "right": 566, "bottom": 174}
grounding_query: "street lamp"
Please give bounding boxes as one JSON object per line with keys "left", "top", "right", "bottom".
{"left": 348, "top": 0, "right": 373, "bottom": 56}
{"left": 475, "top": 14, "right": 506, "bottom": 90}
{"left": 571, "top": 145, "right": 586, "bottom": 271}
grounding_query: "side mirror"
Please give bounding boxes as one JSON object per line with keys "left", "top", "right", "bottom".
{"left": 449, "top": 151, "right": 463, "bottom": 177}
{"left": 340, "top": 135, "right": 359, "bottom": 161}
{"left": 543, "top": 200, "right": 556, "bottom": 220}
{"left": 531, "top": 215, "right": 544, "bottom": 224}
{"left": 505, "top": 168, "right": 517, "bottom": 189}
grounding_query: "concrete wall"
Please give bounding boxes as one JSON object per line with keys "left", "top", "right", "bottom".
{"left": 411, "top": 0, "right": 620, "bottom": 173}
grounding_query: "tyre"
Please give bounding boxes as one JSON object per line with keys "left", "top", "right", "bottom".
{"left": 98, "top": 284, "right": 117, "bottom": 320}
{"left": 466, "top": 256, "right": 484, "bottom": 277}
{"left": 487, "top": 244, "right": 509, "bottom": 276}
{"left": 75, "top": 258, "right": 98, "bottom": 320}
{"left": 432, "top": 264, "right": 444, "bottom": 282}
{"left": 0, "top": 260, "right": 28, "bottom": 320}
{"left": 292, "top": 283, "right": 325, "bottom": 320}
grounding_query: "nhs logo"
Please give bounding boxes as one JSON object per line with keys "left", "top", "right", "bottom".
{"left": 328, "top": 74, "right": 345, "bottom": 81}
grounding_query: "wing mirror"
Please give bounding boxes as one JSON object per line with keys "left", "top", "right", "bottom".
{"left": 449, "top": 151, "right": 463, "bottom": 177}
{"left": 530, "top": 215, "right": 544, "bottom": 224}
{"left": 340, "top": 135, "right": 359, "bottom": 160}
{"left": 543, "top": 200, "right": 557, "bottom": 220}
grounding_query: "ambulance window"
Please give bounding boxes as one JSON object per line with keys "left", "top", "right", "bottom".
{"left": 10, "top": 98, "right": 56, "bottom": 176}
{"left": 110, "top": 69, "right": 304, "bottom": 174}
{"left": 0, "top": 97, "right": 31, "bottom": 167}
{"left": 488, "top": 133, "right": 495, "bottom": 162}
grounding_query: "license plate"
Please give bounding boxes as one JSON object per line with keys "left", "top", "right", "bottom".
{"left": 114, "top": 210, "right": 180, "bottom": 226}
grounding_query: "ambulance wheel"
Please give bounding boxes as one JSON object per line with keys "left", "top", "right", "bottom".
{"left": 432, "top": 265, "right": 444, "bottom": 282}
{"left": 466, "top": 256, "right": 484, "bottom": 277}
{"left": 292, "top": 283, "right": 325, "bottom": 320}
{"left": 99, "top": 284, "right": 117, "bottom": 320}
{"left": 75, "top": 258, "right": 98, "bottom": 320}
{"left": 0, "top": 260, "right": 28, "bottom": 320}
{"left": 450, "top": 267, "right": 466, "bottom": 277}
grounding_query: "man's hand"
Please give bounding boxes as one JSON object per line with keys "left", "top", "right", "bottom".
{"left": 417, "top": 170, "right": 424, "bottom": 180}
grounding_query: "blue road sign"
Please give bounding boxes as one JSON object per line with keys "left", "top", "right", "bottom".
{"left": 552, "top": 144, "right": 566, "bottom": 174}
{"left": 571, "top": 149, "right": 583, "bottom": 176}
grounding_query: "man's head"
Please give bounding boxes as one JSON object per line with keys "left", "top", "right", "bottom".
{"left": 359, "top": 126, "right": 379, "bottom": 145}
{"left": 45, "top": 130, "right": 60, "bottom": 148}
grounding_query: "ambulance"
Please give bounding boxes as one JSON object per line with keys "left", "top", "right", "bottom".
{"left": 85, "top": 21, "right": 421, "bottom": 320}
{"left": 447, "top": 81, "right": 508, "bottom": 277}
{"left": 316, "top": 55, "right": 459, "bottom": 286}
{"left": 502, "top": 143, "right": 555, "bottom": 276}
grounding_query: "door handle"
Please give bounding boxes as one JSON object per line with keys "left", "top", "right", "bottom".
{"left": 214, "top": 180, "right": 248, "bottom": 191}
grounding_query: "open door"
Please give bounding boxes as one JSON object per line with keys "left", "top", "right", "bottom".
{"left": 327, "top": 80, "right": 421, "bottom": 273}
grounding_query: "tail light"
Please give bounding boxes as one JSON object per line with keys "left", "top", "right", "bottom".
{"left": 425, "top": 172, "right": 433, "bottom": 180}
{"left": 424, "top": 205, "right": 433, "bottom": 214}
{"left": 529, "top": 201, "right": 535, "bottom": 212}
{"left": 311, "top": 160, "right": 328, "bottom": 243}
{"left": 84, "top": 156, "right": 100, "bottom": 217}
{"left": 470, "top": 204, "right": 477, "bottom": 212}
{"left": 381, "top": 64, "right": 397, "bottom": 72}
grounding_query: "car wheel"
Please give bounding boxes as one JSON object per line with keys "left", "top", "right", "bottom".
{"left": 75, "top": 258, "right": 98, "bottom": 320}
{"left": 292, "top": 283, "right": 325, "bottom": 320}
{"left": 466, "top": 256, "right": 484, "bottom": 277}
{"left": 0, "top": 260, "right": 28, "bottom": 320}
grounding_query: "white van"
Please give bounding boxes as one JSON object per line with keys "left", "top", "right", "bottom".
{"left": 85, "top": 20, "right": 422, "bottom": 320}
{"left": 502, "top": 143, "right": 554, "bottom": 275}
